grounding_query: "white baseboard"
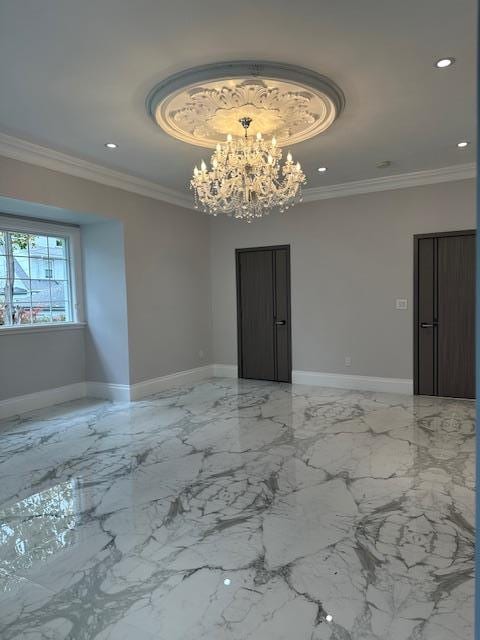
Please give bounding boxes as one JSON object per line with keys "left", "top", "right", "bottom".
{"left": 85, "top": 381, "right": 131, "bottom": 402}
{"left": 88, "top": 365, "right": 216, "bottom": 402}
{"left": 129, "top": 365, "right": 214, "bottom": 401}
{"left": 0, "top": 366, "right": 414, "bottom": 421}
{"left": 210, "top": 364, "right": 412, "bottom": 394}
{"left": 0, "top": 382, "right": 87, "bottom": 421}
{"left": 292, "top": 370, "right": 413, "bottom": 394}
{"left": 212, "top": 364, "right": 238, "bottom": 378}
{"left": 0, "top": 366, "right": 215, "bottom": 420}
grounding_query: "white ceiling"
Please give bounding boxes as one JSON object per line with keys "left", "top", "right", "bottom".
{"left": 0, "top": 0, "right": 476, "bottom": 198}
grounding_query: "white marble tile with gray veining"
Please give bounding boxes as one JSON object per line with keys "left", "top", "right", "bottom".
{"left": 0, "top": 378, "right": 474, "bottom": 639}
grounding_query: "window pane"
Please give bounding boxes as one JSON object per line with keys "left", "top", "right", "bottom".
{"left": 50, "top": 280, "right": 69, "bottom": 299}
{"left": 31, "top": 282, "right": 51, "bottom": 305}
{"left": 48, "top": 236, "right": 67, "bottom": 259}
{"left": 13, "top": 281, "right": 31, "bottom": 301}
{"left": 10, "top": 233, "right": 31, "bottom": 257}
{"left": 0, "top": 254, "right": 6, "bottom": 279}
{"left": 14, "top": 254, "right": 30, "bottom": 280}
{"left": 29, "top": 257, "right": 50, "bottom": 280}
{"left": 27, "top": 234, "right": 49, "bottom": 258}
{"left": 50, "top": 259, "right": 68, "bottom": 281}
{"left": 0, "top": 231, "right": 5, "bottom": 255}
{"left": 0, "top": 277, "right": 30, "bottom": 326}
{"left": 0, "top": 279, "right": 5, "bottom": 327}
{"left": 52, "top": 302, "right": 69, "bottom": 323}
{"left": 32, "top": 303, "right": 51, "bottom": 324}
{"left": 14, "top": 298, "right": 32, "bottom": 324}
{"left": 53, "top": 281, "right": 72, "bottom": 322}
{"left": 13, "top": 273, "right": 32, "bottom": 324}
{"left": 30, "top": 277, "right": 50, "bottom": 323}
{"left": 30, "top": 288, "right": 54, "bottom": 323}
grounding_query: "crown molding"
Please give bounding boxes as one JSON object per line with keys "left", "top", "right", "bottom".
{"left": 302, "top": 163, "right": 476, "bottom": 202}
{"left": 0, "top": 132, "right": 475, "bottom": 211}
{"left": 0, "top": 132, "right": 193, "bottom": 210}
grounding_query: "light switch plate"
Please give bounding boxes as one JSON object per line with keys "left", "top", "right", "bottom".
{"left": 396, "top": 299, "right": 408, "bottom": 310}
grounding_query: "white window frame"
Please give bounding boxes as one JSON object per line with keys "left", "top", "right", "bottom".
{"left": 0, "top": 214, "right": 85, "bottom": 334}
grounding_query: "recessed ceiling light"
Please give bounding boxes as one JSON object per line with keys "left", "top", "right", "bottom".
{"left": 325, "top": 614, "right": 333, "bottom": 622}
{"left": 105, "top": 142, "right": 118, "bottom": 149}
{"left": 223, "top": 578, "right": 232, "bottom": 586}
{"left": 457, "top": 141, "right": 469, "bottom": 148}
{"left": 317, "top": 167, "right": 327, "bottom": 173}
{"left": 435, "top": 57, "right": 455, "bottom": 68}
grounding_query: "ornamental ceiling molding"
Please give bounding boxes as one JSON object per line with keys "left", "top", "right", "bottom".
{"left": 301, "top": 163, "right": 477, "bottom": 202}
{"left": 146, "top": 61, "right": 345, "bottom": 148}
{"left": 0, "top": 132, "right": 475, "bottom": 209}
{"left": 0, "top": 132, "right": 193, "bottom": 210}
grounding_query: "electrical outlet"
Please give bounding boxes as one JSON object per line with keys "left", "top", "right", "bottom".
{"left": 198, "top": 349, "right": 205, "bottom": 359}
{"left": 396, "top": 299, "right": 408, "bottom": 310}
{"left": 345, "top": 356, "right": 351, "bottom": 367}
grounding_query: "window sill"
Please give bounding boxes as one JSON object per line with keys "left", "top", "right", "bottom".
{"left": 0, "top": 322, "right": 86, "bottom": 336}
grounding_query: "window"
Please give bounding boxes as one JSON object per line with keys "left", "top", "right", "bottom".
{"left": 43, "top": 258, "right": 53, "bottom": 279}
{"left": 0, "top": 217, "right": 82, "bottom": 328}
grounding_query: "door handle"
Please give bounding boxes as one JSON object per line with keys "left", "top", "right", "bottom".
{"left": 420, "top": 322, "right": 437, "bottom": 328}
{"left": 275, "top": 320, "right": 286, "bottom": 325}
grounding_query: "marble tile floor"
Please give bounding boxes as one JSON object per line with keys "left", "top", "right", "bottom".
{"left": 0, "top": 378, "right": 474, "bottom": 640}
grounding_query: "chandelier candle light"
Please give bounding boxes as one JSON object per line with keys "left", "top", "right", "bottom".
{"left": 190, "top": 117, "right": 306, "bottom": 222}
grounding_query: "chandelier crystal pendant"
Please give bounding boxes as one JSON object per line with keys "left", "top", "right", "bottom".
{"left": 190, "top": 117, "right": 306, "bottom": 222}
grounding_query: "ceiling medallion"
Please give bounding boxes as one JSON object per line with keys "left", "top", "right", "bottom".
{"left": 147, "top": 61, "right": 344, "bottom": 148}
{"left": 147, "top": 62, "right": 344, "bottom": 220}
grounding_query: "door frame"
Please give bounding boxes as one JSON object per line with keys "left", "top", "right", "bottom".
{"left": 413, "top": 229, "right": 476, "bottom": 395}
{"left": 235, "top": 244, "right": 292, "bottom": 382}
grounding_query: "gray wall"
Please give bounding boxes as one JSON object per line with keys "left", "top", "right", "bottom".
{"left": 210, "top": 179, "right": 476, "bottom": 380}
{"left": 0, "top": 327, "right": 85, "bottom": 400}
{"left": 0, "top": 153, "right": 475, "bottom": 398}
{"left": 0, "top": 155, "right": 212, "bottom": 394}
{"left": 123, "top": 208, "right": 211, "bottom": 385}
{"left": 82, "top": 221, "right": 130, "bottom": 385}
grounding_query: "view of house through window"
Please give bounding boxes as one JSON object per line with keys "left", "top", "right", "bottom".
{"left": 0, "top": 228, "right": 73, "bottom": 326}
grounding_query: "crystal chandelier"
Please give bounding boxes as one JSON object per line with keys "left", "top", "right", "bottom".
{"left": 191, "top": 117, "right": 306, "bottom": 222}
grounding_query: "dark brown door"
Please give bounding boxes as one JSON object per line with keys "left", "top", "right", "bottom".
{"left": 414, "top": 230, "right": 475, "bottom": 399}
{"left": 236, "top": 245, "right": 292, "bottom": 382}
